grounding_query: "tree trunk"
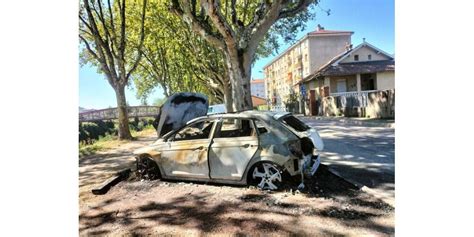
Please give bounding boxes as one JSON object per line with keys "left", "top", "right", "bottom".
{"left": 115, "top": 86, "right": 133, "bottom": 140}
{"left": 223, "top": 80, "right": 234, "bottom": 112}
{"left": 225, "top": 51, "right": 253, "bottom": 111}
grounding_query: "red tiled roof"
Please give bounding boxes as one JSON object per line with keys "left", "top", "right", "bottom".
{"left": 252, "top": 96, "right": 267, "bottom": 106}
{"left": 251, "top": 79, "right": 264, "bottom": 84}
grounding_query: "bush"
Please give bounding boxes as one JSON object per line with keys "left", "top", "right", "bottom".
{"left": 79, "top": 120, "right": 117, "bottom": 145}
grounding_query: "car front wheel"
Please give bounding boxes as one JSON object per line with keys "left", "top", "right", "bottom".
{"left": 251, "top": 162, "right": 283, "bottom": 190}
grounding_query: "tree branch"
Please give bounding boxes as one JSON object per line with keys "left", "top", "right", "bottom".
{"left": 82, "top": 0, "right": 118, "bottom": 86}
{"left": 244, "top": 1, "right": 282, "bottom": 52}
{"left": 79, "top": 35, "right": 99, "bottom": 61}
{"left": 279, "top": 0, "right": 314, "bottom": 19}
{"left": 202, "top": 0, "right": 236, "bottom": 47}
{"left": 107, "top": 0, "right": 119, "bottom": 50}
{"left": 125, "top": 0, "right": 148, "bottom": 82}
{"left": 170, "top": 0, "right": 226, "bottom": 50}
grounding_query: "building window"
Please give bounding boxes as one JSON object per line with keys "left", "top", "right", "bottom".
{"left": 368, "top": 54, "right": 372, "bottom": 60}
{"left": 354, "top": 55, "right": 359, "bottom": 61}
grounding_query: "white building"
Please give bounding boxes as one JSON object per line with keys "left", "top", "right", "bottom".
{"left": 263, "top": 25, "right": 353, "bottom": 106}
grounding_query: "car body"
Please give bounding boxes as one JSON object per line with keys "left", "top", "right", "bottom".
{"left": 133, "top": 111, "right": 324, "bottom": 190}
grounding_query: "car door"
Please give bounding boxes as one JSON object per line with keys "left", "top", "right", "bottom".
{"left": 160, "top": 119, "right": 215, "bottom": 179}
{"left": 208, "top": 118, "right": 258, "bottom": 180}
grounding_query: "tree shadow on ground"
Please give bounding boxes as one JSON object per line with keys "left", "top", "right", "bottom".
{"left": 80, "top": 165, "right": 394, "bottom": 236}
{"left": 79, "top": 136, "right": 156, "bottom": 189}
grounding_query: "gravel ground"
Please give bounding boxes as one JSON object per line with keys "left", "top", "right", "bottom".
{"left": 80, "top": 166, "right": 394, "bottom": 236}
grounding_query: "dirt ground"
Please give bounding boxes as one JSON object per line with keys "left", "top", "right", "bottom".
{"left": 79, "top": 134, "right": 394, "bottom": 236}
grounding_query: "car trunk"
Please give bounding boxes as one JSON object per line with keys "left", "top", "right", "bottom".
{"left": 278, "top": 115, "right": 324, "bottom": 155}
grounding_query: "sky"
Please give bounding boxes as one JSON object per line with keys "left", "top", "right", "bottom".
{"left": 79, "top": 0, "right": 394, "bottom": 109}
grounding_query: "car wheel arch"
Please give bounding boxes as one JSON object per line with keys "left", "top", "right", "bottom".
{"left": 135, "top": 153, "right": 163, "bottom": 179}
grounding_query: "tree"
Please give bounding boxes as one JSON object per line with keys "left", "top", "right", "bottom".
{"left": 169, "top": 0, "right": 318, "bottom": 111}
{"left": 79, "top": 0, "right": 148, "bottom": 140}
{"left": 131, "top": 0, "right": 229, "bottom": 107}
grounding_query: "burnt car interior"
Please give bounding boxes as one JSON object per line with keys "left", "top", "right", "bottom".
{"left": 281, "top": 115, "right": 310, "bottom": 132}
{"left": 215, "top": 119, "right": 255, "bottom": 138}
{"left": 173, "top": 120, "right": 214, "bottom": 141}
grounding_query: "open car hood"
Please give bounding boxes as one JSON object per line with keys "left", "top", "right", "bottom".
{"left": 155, "top": 92, "right": 209, "bottom": 138}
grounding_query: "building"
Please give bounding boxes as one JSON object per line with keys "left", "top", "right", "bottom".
{"left": 251, "top": 96, "right": 267, "bottom": 108}
{"left": 250, "top": 79, "right": 266, "bottom": 98}
{"left": 263, "top": 25, "right": 353, "bottom": 109}
{"left": 299, "top": 40, "right": 395, "bottom": 116}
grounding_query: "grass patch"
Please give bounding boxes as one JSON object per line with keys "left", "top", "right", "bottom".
{"left": 131, "top": 125, "right": 156, "bottom": 137}
{"left": 79, "top": 134, "right": 127, "bottom": 158}
{"left": 79, "top": 126, "right": 156, "bottom": 158}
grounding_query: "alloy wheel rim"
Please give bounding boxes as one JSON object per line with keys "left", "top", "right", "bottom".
{"left": 252, "top": 163, "right": 282, "bottom": 190}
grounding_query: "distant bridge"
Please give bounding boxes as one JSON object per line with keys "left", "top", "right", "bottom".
{"left": 79, "top": 106, "right": 160, "bottom": 122}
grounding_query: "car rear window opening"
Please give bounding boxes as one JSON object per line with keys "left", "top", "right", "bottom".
{"left": 281, "top": 115, "right": 310, "bottom": 132}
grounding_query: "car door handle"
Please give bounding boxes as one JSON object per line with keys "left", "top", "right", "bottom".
{"left": 194, "top": 146, "right": 204, "bottom": 150}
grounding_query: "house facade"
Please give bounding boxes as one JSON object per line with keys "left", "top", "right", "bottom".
{"left": 299, "top": 40, "right": 395, "bottom": 117}
{"left": 263, "top": 25, "right": 353, "bottom": 108}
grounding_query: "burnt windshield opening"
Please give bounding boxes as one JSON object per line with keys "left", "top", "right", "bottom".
{"left": 281, "top": 115, "right": 310, "bottom": 132}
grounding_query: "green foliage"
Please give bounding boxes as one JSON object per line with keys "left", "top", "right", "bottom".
{"left": 286, "top": 88, "right": 300, "bottom": 104}
{"left": 257, "top": 8, "right": 316, "bottom": 60}
{"left": 79, "top": 121, "right": 116, "bottom": 144}
{"left": 131, "top": 0, "right": 226, "bottom": 103}
{"left": 152, "top": 97, "right": 166, "bottom": 106}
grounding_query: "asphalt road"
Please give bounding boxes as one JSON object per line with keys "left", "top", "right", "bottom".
{"left": 300, "top": 117, "right": 395, "bottom": 202}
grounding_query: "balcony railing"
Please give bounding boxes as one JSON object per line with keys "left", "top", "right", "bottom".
{"left": 270, "top": 105, "right": 287, "bottom": 112}
{"left": 330, "top": 90, "right": 378, "bottom": 97}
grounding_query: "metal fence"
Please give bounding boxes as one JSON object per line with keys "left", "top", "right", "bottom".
{"left": 79, "top": 106, "right": 160, "bottom": 122}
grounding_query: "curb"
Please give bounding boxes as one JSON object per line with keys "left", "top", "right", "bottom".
{"left": 325, "top": 166, "right": 395, "bottom": 207}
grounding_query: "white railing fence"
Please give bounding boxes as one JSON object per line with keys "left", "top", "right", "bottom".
{"left": 270, "top": 105, "right": 287, "bottom": 112}
{"left": 330, "top": 90, "right": 378, "bottom": 98}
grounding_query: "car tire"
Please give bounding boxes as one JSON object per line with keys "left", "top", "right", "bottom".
{"left": 249, "top": 162, "right": 284, "bottom": 190}
{"left": 136, "top": 155, "right": 161, "bottom": 180}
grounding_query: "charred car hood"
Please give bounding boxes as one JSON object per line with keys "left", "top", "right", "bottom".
{"left": 154, "top": 92, "right": 209, "bottom": 138}
{"left": 133, "top": 139, "right": 164, "bottom": 156}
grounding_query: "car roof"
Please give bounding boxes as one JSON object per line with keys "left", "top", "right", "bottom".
{"left": 186, "top": 110, "right": 291, "bottom": 125}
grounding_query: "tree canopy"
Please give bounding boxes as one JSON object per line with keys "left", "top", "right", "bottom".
{"left": 131, "top": 0, "right": 227, "bottom": 105}
{"left": 79, "top": 0, "right": 148, "bottom": 139}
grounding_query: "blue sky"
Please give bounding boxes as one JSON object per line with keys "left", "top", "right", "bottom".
{"left": 79, "top": 0, "right": 394, "bottom": 109}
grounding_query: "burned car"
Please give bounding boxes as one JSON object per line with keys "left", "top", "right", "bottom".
{"left": 134, "top": 111, "right": 324, "bottom": 190}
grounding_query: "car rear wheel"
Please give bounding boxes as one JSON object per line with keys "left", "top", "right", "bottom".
{"left": 251, "top": 162, "right": 283, "bottom": 190}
